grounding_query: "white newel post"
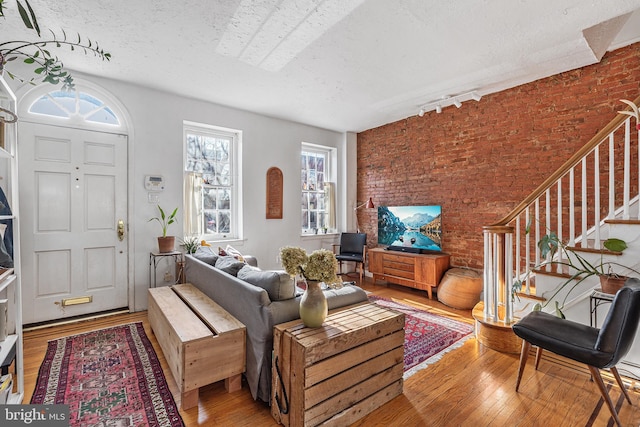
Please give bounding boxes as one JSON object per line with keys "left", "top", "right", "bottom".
{"left": 482, "top": 225, "right": 515, "bottom": 325}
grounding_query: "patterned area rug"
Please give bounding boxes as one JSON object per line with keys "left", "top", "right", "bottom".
{"left": 369, "top": 296, "right": 474, "bottom": 379}
{"left": 31, "top": 322, "right": 184, "bottom": 427}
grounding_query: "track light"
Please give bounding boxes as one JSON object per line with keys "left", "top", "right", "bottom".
{"left": 417, "top": 90, "right": 483, "bottom": 116}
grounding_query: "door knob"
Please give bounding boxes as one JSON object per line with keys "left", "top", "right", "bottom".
{"left": 117, "top": 219, "right": 125, "bottom": 241}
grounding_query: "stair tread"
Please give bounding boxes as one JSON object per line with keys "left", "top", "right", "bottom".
{"left": 605, "top": 218, "right": 640, "bottom": 225}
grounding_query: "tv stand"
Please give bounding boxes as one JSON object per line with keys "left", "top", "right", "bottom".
{"left": 369, "top": 248, "right": 450, "bottom": 299}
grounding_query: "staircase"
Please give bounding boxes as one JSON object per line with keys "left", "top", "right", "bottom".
{"left": 477, "top": 95, "right": 640, "bottom": 376}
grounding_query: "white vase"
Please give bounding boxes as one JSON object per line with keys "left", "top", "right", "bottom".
{"left": 299, "top": 280, "right": 327, "bottom": 328}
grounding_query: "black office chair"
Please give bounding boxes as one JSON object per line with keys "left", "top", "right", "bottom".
{"left": 333, "top": 233, "right": 367, "bottom": 283}
{"left": 512, "top": 279, "right": 640, "bottom": 427}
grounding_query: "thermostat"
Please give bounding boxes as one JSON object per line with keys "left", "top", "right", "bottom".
{"left": 144, "top": 175, "right": 165, "bottom": 191}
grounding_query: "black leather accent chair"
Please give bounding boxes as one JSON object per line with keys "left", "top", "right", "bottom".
{"left": 512, "top": 279, "right": 640, "bottom": 427}
{"left": 333, "top": 233, "right": 367, "bottom": 283}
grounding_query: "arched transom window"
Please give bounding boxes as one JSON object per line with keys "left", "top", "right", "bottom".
{"left": 28, "top": 90, "right": 120, "bottom": 126}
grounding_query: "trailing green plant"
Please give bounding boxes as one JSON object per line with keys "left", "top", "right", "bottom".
{"left": 180, "top": 236, "right": 200, "bottom": 254}
{"left": 148, "top": 206, "right": 178, "bottom": 237}
{"left": 0, "top": 0, "right": 111, "bottom": 91}
{"left": 513, "top": 230, "right": 639, "bottom": 318}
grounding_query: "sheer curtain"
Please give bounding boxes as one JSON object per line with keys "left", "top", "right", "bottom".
{"left": 184, "top": 172, "right": 203, "bottom": 236}
{"left": 324, "top": 182, "right": 336, "bottom": 230}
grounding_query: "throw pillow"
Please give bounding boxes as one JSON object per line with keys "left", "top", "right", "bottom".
{"left": 224, "top": 244, "right": 245, "bottom": 262}
{"left": 192, "top": 248, "right": 218, "bottom": 266}
{"left": 237, "top": 265, "right": 295, "bottom": 301}
{"left": 215, "top": 256, "right": 246, "bottom": 276}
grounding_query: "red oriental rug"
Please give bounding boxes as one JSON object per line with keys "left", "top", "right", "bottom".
{"left": 369, "top": 296, "right": 474, "bottom": 379}
{"left": 31, "top": 322, "right": 184, "bottom": 427}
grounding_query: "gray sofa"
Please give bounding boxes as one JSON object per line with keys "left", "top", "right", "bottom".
{"left": 184, "top": 252, "right": 369, "bottom": 403}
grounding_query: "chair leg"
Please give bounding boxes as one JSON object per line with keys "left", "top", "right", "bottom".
{"left": 588, "top": 365, "right": 623, "bottom": 427}
{"left": 515, "top": 340, "right": 530, "bottom": 392}
{"left": 610, "top": 366, "right": 632, "bottom": 404}
{"left": 534, "top": 346, "right": 543, "bottom": 370}
{"left": 359, "top": 261, "right": 363, "bottom": 283}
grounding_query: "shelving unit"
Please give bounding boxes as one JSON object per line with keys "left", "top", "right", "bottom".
{"left": 0, "top": 75, "right": 23, "bottom": 404}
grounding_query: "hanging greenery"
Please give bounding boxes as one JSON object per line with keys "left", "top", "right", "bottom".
{"left": 0, "top": 0, "right": 111, "bottom": 90}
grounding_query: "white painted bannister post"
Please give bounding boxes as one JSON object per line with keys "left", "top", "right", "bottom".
{"left": 482, "top": 225, "right": 515, "bottom": 325}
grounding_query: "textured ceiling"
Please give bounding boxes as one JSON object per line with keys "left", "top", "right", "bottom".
{"left": 3, "top": 0, "right": 640, "bottom": 132}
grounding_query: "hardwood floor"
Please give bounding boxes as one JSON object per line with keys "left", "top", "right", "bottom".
{"left": 22, "top": 279, "right": 640, "bottom": 426}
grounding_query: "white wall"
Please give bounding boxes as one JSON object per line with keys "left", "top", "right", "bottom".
{"left": 11, "top": 73, "right": 354, "bottom": 312}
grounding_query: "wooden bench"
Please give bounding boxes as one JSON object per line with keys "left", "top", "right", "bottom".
{"left": 148, "top": 283, "right": 246, "bottom": 410}
{"left": 271, "top": 303, "right": 405, "bottom": 426}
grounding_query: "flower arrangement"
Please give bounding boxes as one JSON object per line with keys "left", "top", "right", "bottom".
{"left": 280, "top": 246, "right": 341, "bottom": 288}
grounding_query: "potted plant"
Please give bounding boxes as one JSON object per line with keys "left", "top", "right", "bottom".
{"left": 180, "top": 236, "right": 200, "bottom": 254}
{"left": 514, "top": 231, "right": 639, "bottom": 317}
{"left": 149, "top": 206, "right": 178, "bottom": 253}
{"left": 0, "top": 0, "right": 111, "bottom": 91}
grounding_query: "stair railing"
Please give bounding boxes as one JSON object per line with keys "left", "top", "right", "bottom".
{"left": 482, "top": 95, "right": 640, "bottom": 325}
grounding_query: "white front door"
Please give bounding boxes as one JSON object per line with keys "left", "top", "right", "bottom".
{"left": 20, "top": 123, "right": 128, "bottom": 324}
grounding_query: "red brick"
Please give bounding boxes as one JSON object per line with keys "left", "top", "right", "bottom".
{"left": 357, "top": 43, "right": 640, "bottom": 269}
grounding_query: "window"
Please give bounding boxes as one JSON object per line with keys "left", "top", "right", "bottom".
{"left": 301, "top": 143, "right": 336, "bottom": 234}
{"left": 28, "top": 90, "right": 120, "bottom": 125}
{"left": 184, "top": 122, "right": 242, "bottom": 241}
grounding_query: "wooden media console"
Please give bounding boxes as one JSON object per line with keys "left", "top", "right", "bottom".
{"left": 368, "top": 247, "right": 450, "bottom": 299}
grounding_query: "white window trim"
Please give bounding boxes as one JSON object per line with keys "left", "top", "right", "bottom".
{"left": 18, "top": 79, "right": 128, "bottom": 132}
{"left": 301, "top": 142, "right": 337, "bottom": 236}
{"left": 184, "top": 120, "right": 243, "bottom": 242}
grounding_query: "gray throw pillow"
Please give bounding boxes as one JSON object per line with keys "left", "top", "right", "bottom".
{"left": 237, "top": 265, "right": 295, "bottom": 301}
{"left": 192, "top": 250, "right": 218, "bottom": 266}
{"left": 215, "top": 255, "right": 246, "bottom": 276}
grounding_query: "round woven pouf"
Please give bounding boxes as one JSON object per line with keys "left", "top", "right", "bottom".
{"left": 437, "top": 267, "right": 483, "bottom": 310}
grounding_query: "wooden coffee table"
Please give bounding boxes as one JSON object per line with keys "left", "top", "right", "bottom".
{"left": 271, "top": 302, "right": 405, "bottom": 426}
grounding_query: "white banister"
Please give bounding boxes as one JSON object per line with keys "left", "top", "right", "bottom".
{"left": 557, "top": 179, "right": 563, "bottom": 271}
{"left": 481, "top": 98, "right": 640, "bottom": 328}
{"left": 581, "top": 158, "right": 587, "bottom": 247}
{"left": 609, "top": 134, "right": 615, "bottom": 219}
{"left": 594, "top": 147, "right": 601, "bottom": 248}
{"left": 624, "top": 118, "right": 631, "bottom": 219}
{"left": 569, "top": 168, "right": 575, "bottom": 246}
{"left": 525, "top": 207, "right": 531, "bottom": 293}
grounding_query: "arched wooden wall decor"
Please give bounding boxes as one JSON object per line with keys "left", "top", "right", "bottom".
{"left": 266, "top": 167, "right": 283, "bottom": 219}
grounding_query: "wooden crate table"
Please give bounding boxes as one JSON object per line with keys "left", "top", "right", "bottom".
{"left": 148, "top": 283, "right": 246, "bottom": 410}
{"left": 271, "top": 303, "right": 405, "bottom": 426}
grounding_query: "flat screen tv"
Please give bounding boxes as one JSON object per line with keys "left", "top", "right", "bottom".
{"left": 377, "top": 205, "right": 442, "bottom": 253}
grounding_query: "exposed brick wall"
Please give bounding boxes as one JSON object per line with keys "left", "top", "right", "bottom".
{"left": 357, "top": 43, "right": 640, "bottom": 270}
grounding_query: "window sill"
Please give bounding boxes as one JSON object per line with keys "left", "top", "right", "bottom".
{"left": 300, "top": 232, "right": 339, "bottom": 239}
{"left": 201, "top": 238, "right": 246, "bottom": 247}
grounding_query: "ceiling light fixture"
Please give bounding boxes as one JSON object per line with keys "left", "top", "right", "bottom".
{"left": 417, "top": 90, "right": 482, "bottom": 116}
